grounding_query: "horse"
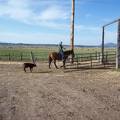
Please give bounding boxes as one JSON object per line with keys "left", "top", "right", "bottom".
{"left": 48, "top": 49, "right": 74, "bottom": 69}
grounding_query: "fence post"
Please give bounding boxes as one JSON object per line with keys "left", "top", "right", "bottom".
{"left": 90, "top": 54, "right": 92, "bottom": 68}
{"left": 96, "top": 51, "right": 97, "bottom": 60}
{"left": 98, "top": 52, "right": 101, "bottom": 63}
{"left": 103, "top": 53, "right": 105, "bottom": 68}
{"left": 76, "top": 55, "right": 79, "bottom": 68}
{"left": 9, "top": 53, "right": 11, "bottom": 61}
{"left": 105, "top": 51, "right": 108, "bottom": 63}
{"left": 20, "top": 53, "right": 23, "bottom": 61}
{"left": 116, "top": 19, "right": 120, "bottom": 69}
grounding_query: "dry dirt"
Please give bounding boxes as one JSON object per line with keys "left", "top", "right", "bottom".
{"left": 0, "top": 61, "right": 120, "bottom": 120}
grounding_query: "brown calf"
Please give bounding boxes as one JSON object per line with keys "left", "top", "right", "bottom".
{"left": 23, "top": 63, "right": 36, "bottom": 72}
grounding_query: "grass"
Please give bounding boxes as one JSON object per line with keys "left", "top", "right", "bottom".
{"left": 0, "top": 46, "right": 116, "bottom": 61}
{"left": 0, "top": 47, "right": 56, "bottom": 61}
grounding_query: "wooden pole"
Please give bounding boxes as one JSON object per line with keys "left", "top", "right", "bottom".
{"left": 20, "top": 53, "right": 23, "bottom": 61}
{"left": 70, "top": 0, "right": 75, "bottom": 51}
{"left": 102, "top": 26, "right": 105, "bottom": 64}
{"left": 70, "top": 0, "right": 75, "bottom": 62}
{"left": 9, "top": 53, "right": 11, "bottom": 61}
{"left": 116, "top": 20, "right": 120, "bottom": 69}
{"left": 31, "top": 51, "right": 35, "bottom": 64}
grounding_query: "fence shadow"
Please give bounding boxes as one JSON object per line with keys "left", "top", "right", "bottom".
{"left": 63, "top": 65, "right": 113, "bottom": 73}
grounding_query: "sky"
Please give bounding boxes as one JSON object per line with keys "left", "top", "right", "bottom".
{"left": 0, "top": 0, "right": 120, "bottom": 45}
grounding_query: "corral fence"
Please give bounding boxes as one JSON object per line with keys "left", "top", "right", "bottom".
{"left": 66, "top": 51, "right": 116, "bottom": 68}
{"left": 0, "top": 50, "right": 116, "bottom": 68}
{"left": 0, "top": 52, "right": 48, "bottom": 62}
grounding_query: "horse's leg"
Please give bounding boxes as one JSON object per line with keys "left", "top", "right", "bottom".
{"left": 24, "top": 67, "right": 26, "bottom": 72}
{"left": 63, "top": 59, "right": 66, "bottom": 69}
{"left": 54, "top": 60, "right": 58, "bottom": 69}
{"left": 49, "top": 57, "right": 52, "bottom": 69}
{"left": 60, "top": 59, "right": 65, "bottom": 68}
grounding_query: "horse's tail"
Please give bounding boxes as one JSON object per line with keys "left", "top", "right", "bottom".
{"left": 48, "top": 54, "right": 53, "bottom": 69}
{"left": 48, "top": 54, "right": 52, "bottom": 62}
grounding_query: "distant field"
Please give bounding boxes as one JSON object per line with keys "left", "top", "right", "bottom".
{"left": 0, "top": 46, "right": 116, "bottom": 61}
{"left": 0, "top": 47, "right": 56, "bottom": 61}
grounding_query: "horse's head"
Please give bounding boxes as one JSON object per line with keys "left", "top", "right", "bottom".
{"left": 68, "top": 49, "right": 75, "bottom": 63}
{"left": 64, "top": 49, "right": 75, "bottom": 58}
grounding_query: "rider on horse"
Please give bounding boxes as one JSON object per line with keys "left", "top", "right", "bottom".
{"left": 58, "top": 41, "right": 64, "bottom": 60}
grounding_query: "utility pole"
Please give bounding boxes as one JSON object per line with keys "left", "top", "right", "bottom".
{"left": 70, "top": 0, "right": 75, "bottom": 51}
{"left": 70, "top": 0, "right": 75, "bottom": 62}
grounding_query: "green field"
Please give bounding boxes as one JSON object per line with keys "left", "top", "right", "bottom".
{"left": 0, "top": 46, "right": 116, "bottom": 62}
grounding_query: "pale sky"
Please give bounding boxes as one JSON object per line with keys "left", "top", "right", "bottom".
{"left": 0, "top": 0, "right": 119, "bottom": 45}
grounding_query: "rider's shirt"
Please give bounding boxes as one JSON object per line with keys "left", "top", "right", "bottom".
{"left": 58, "top": 43, "right": 63, "bottom": 53}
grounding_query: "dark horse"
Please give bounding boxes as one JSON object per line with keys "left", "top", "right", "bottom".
{"left": 48, "top": 49, "right": 74, "bottom": 69}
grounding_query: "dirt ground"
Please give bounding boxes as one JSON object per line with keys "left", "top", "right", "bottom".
{"left": 0, "top": 61, "right": 120, "bottom": 120}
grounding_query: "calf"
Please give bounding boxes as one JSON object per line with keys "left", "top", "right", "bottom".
{"left": 23, "top": 63, "right": 36, "bottom": 72}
